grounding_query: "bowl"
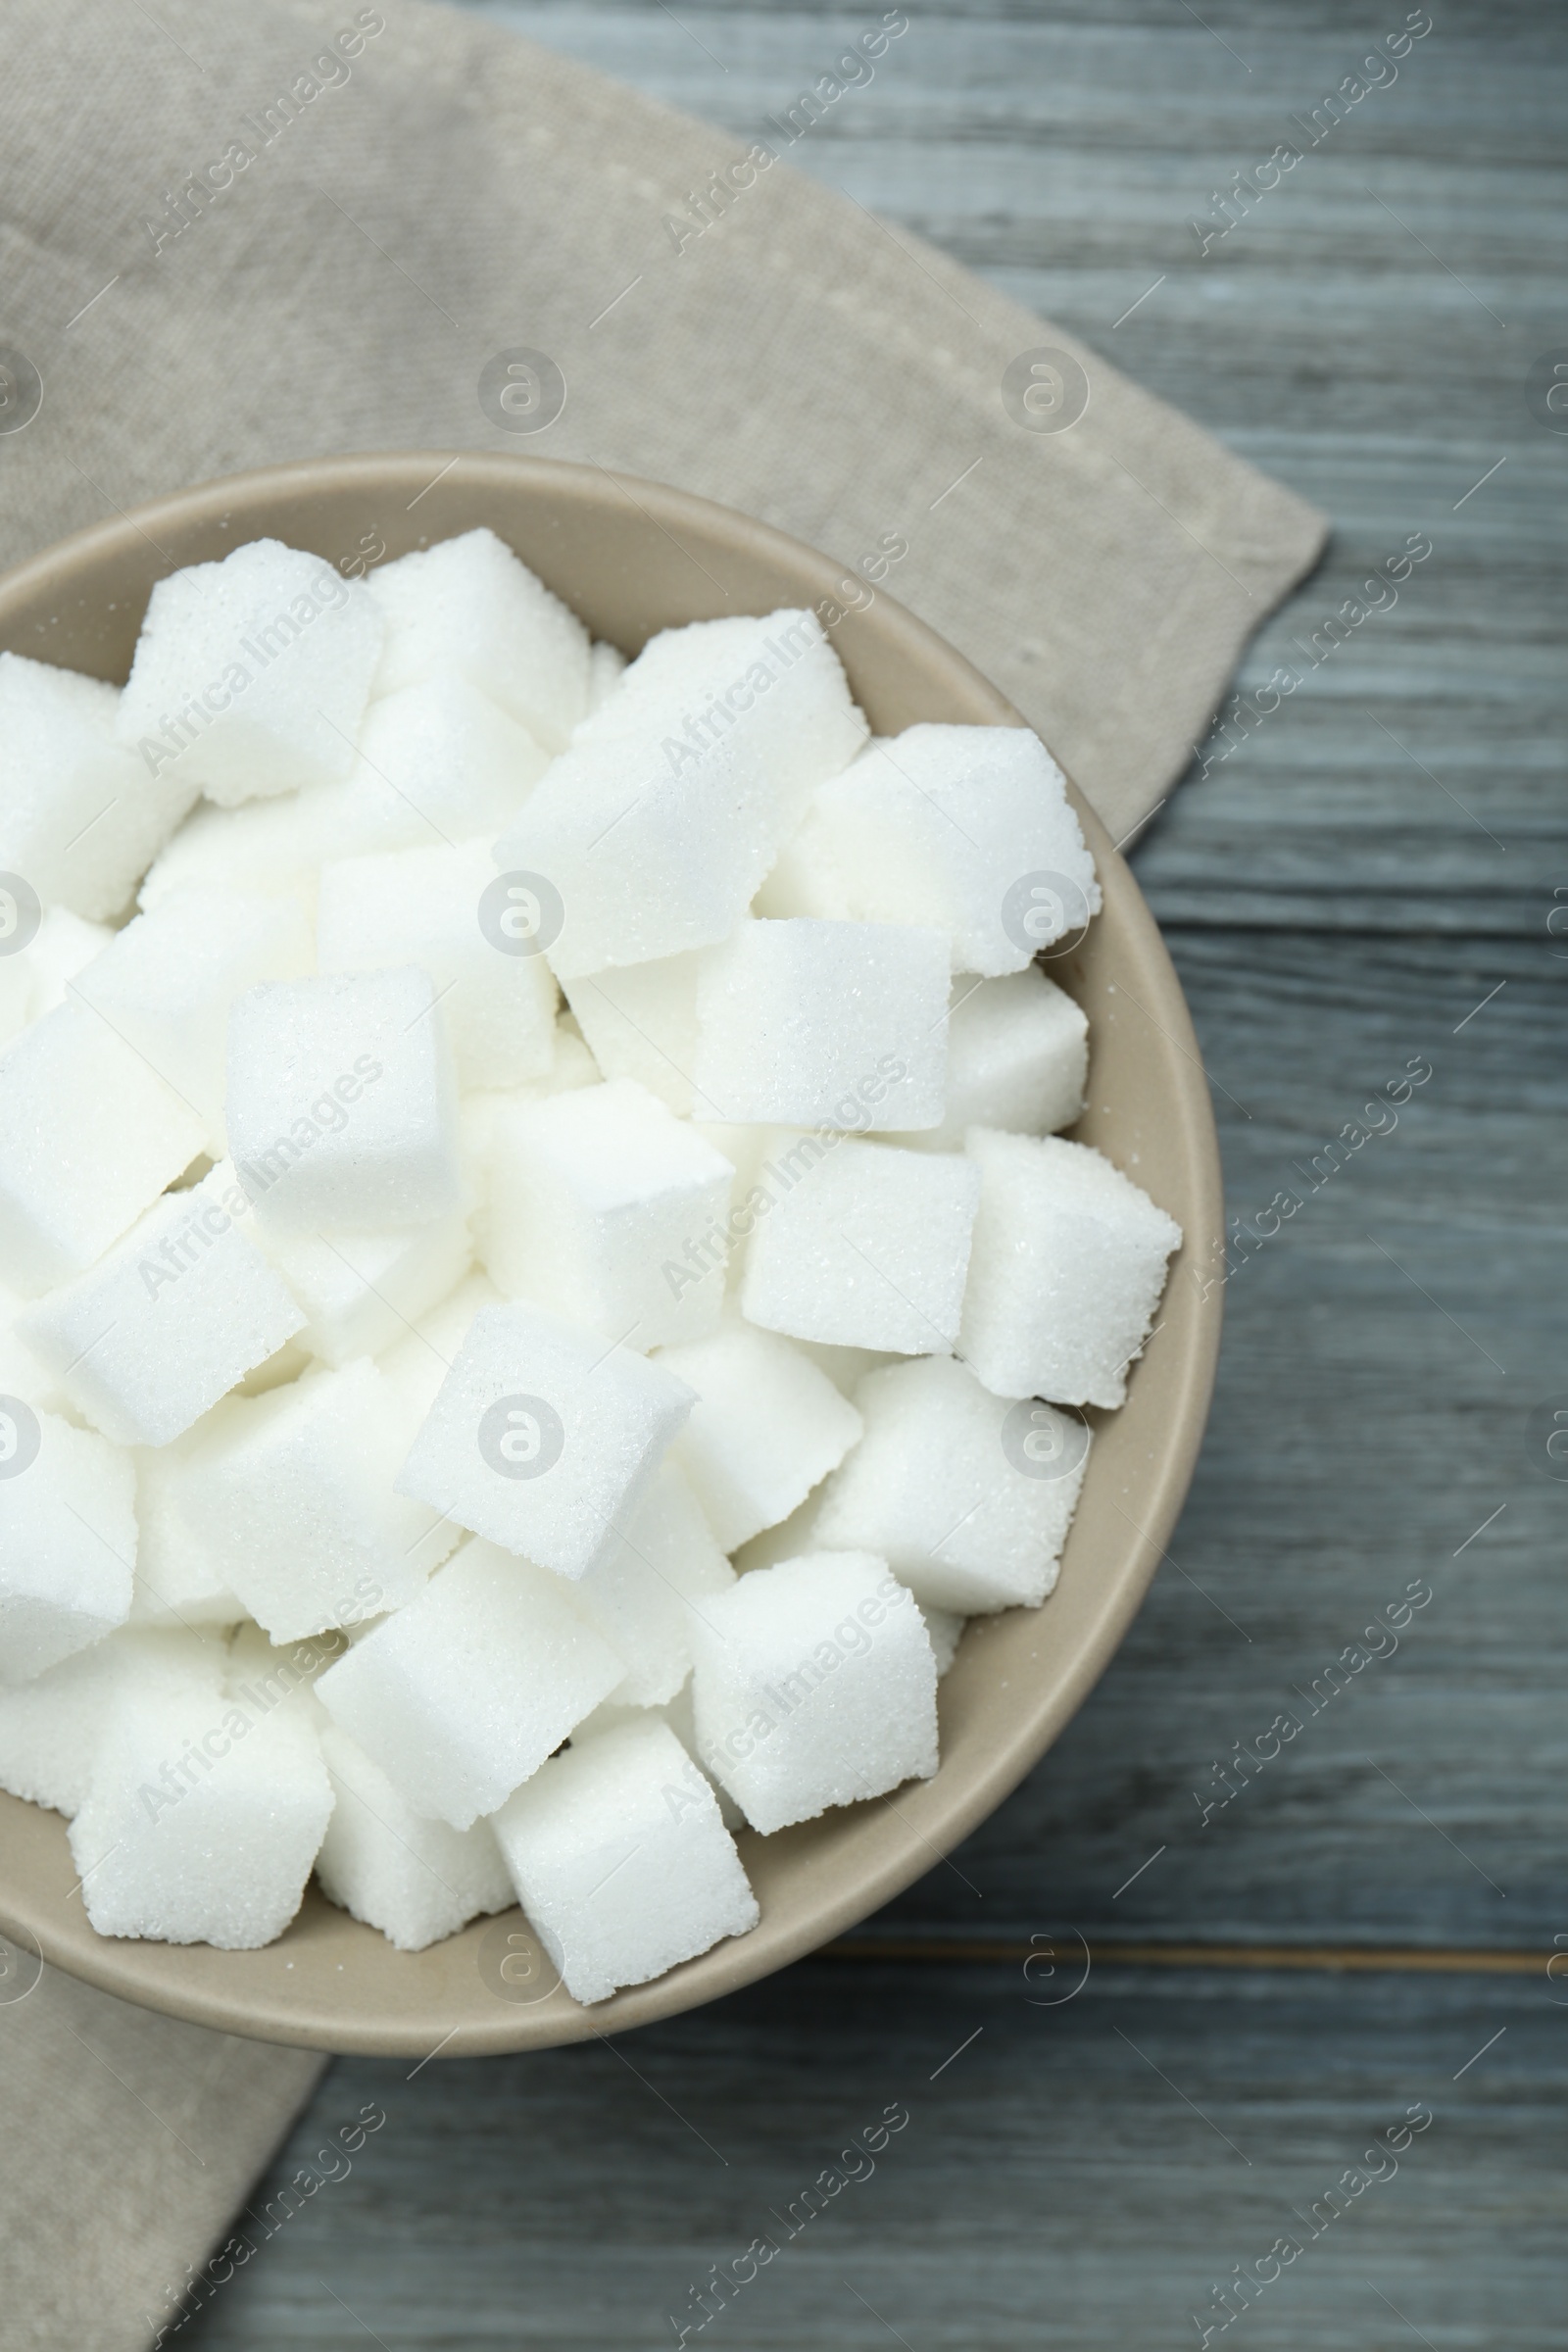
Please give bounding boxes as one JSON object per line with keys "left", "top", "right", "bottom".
{"left": 0, "top": 453, "right": 1222, "bottom": 2054}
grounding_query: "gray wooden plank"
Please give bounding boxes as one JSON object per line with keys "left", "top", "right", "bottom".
{"left": 174, "top": 1961, "right": 1568, "bottom": 2349}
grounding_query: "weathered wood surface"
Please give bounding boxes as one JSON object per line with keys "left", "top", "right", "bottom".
{"left": 178, "top": 2, "right": 1566, "bottom": 2345}
{"left": 184, "top": 1960, "right": 1567, "bottom": 2348}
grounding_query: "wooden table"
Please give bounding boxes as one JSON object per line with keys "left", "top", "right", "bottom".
{"left": 184, "top": 5, "right": 1566, "bottom": 2344}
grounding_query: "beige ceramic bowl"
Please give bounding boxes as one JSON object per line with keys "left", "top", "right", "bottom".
{"left": 0, "top": 454, "right": 1222, "bottom": 2054}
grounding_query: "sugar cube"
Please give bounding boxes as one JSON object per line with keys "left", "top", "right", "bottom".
{"left": 178, "top": 1359, "right": 461, "bottom": 1642}
{"left": 21, "top": 1162, "right": 306, "bottom": 1446}
{"left": 69, "top": 1677, "right": 333, "bottom": 1946}
{"left": 562, "top": 950, "right": 703, "bottom": 1115}
{"left": 891, "top": 969, "right": 1088, "bottom": 1152}
{"left": 922, "top": 1606, "right": 965, "bottom": 1677}
{"left": 659, "top": 1675, "right": 747, "bottom": 1831}
{"left": 129, "top": 1432, "right": 244, "bottom": 1627}
{"left": 315, "top": 1542, "right": 624, "bottom": 1828}
{"left": 740, "top": 1136, "right": 980, "bottom": 1354}
{"left": 134, "top": 668, "right": 549, "bottom": 921}
{"left": 226, "top": 969, "right": 461, "bottom": 1234}
{"left": 760, "top": 723, "right": 1101, "bottom": 975}
{"left": 18, "top": 906, "right": 113, "bottom": 1018}
{"left": 318, "top": 837, "right": 559, "bottom": 1091}
{"left": 346, "top": 671, "right": 553, "bottom": 836}
{"left": 567, "top": 1464, "right": 735, "bottom": 1706}
{"left": 574, "top": 610, "right": 865, "bottom": 826}
{"left": 791, "top": 1340, "right": 900, "bottom": 1397}
{"left": 117, "top": 540, "right": 384, "bottom": 805}
{"left": 813, "top": 1355, "right": 1090, "bottom": 1612}
{"left": 586, "top": 640, "right": 626, "bottom": 710}
{"left": 0, "top": 1002, "right": 209, "bottom": 1293}
{"left": 0, "top": 651, "right": 199, "bottom": 920}
{"left": 488, "top": 731, "right": 761, "bottom": 981}
{"left": 491, "top": 1714, "right": 759, "bottom": 2004}
{"left": 263, "top": 1210, "right": 472, "bottom": 1369}
{"left": 0, "top": 1275, "right": 71, "bottom": 1416}
{"left": 0, "top": 1409, "right": 136, "bottom": 1685}
{"left": 689, "top": 1552, "right": 938, "bottom": 1832}
{"left": 654, "top": 1319, "right": 861, "bottom": 1550}
{"left": 396, "top": 1301, "right": 696, "bottom": 1579}
{"left": 693, "top": 918, "right": 949, "bottom": 1129}
{"left": 368, "top": 528, "right": 590, "bottom": 751}
{"left": 72, "top": 884, "right": 313, "bottom": 1152}
{"left": 482, "top": 1080, "right": 734, "bottom": 1349}
{"left": 959, "top": 1131, "right": 1182, "bottom": 1405}
{"left": 0, "top": 1626, "right": 224, "bottom": 1817}
{"left": 378, "top": 1268, "right": 501, "bottom": 1428}
{"left": 490, "top": 611, "right": 864, "bottom": 980}
{"left": 315, "top": 1720, "right": 514, "bottom": 1951}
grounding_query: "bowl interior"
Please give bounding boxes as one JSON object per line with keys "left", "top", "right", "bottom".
{"left": 0, "top": 455, "right": 1222, "bottom": 2054}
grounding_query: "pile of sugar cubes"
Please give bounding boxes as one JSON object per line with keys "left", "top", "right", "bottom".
{"left": 0, "top": 527, "right": 1181, "bottom": 2004}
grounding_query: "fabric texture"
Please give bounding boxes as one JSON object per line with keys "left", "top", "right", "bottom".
{"left": 0, "top": 2, "right": 1327, "bottom": 2344}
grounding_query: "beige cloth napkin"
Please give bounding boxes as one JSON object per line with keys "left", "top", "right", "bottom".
{"left": 0, "top": 2, "right": 1327, "bottom": 2343}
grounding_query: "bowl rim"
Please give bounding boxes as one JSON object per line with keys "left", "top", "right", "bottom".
{"left": 0, "top": 451, "right": 1224, "bottom": 2052}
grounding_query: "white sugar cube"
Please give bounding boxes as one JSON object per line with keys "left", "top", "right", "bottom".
{"left": 21, "top": 1162, "right": 306, "bottom": 1446}
{"left": 792, "top": 1340, "right": 900, "bottom": 1397}
{"left": 0, "top": 955, "right": 29, "bottom": 1054}
{"left": 814, "top": 1356, "right": 1090, "bottom": 1612}
{"left": 489, "top": 732, "right": 762, "bottom": 981}
{"left": 72, "top": 884, "right": 313, "bottom": 1151}
{"left": 396, "top": 1301, "right": 696, "bottom": 1579}
{"left": 922, "top": 1606, "right": 965, "bottom": 1677}
{"left": 315, "top": 1720, "right": 514, "bottom": 1951}
{"left": 482, "top": 1080, "right": 734, "bottom": 1349}
{"left": 740, "top": 1136, "right": 979, "bottom": 1354}
{"left": 69, "top": 1678, "right": 333, "bottom": 1946}
{"left": 0, "top": 1626, "right": 224, "bottom": 1817}
{"left": 586, "top": 640, "right": 626, "bottom": 709}
{"left": 575, "top": 610, "right": 865, "bottom": 822}
{"left": 689, "top": 1552, "right": 938, "bottom": 1832}
{"left": 315, "top": 1542, "right": 624, "bottom": 1828}
{"left": 0, "top": 1275, "right": 70, "bottom": 1415}
{"left": 694, "top": 918, "right": 949, "bottom": 1129}
{"left": 659, "top": 1675, "right": 747, "bottom": 1830}
{"left": 134, "top": 668, "right": 549, "bottom": 921}
{"left": 318, "top": 837, "right": 559, "bottom": 1091}
{"left": 129, "top": 1433, "right": 244, "bottom": 1627}
{"left": 227, "top": 968, "right": 461, "bottom": 1234}
{"left": 0, "top": 652, "right": 199, "bottom": 921}
{"left": 369, "top": 528, "right": 589, "bottom": 749}
{"left": 491, "top": 610, "right": 863, "bottom": 981}
{"left": 19, "top": 906, "right": 113, "bottom": 1018}
{"left": 378, "top": 1268, "right": 501, "bottom": 1427}
{"left": 224, "top": 1621, "right": 343, "bottom": 1716}
{"left": 264, "top": 1210, "right": 472, "bottom": 1368}
{"left": 346, "top": 671, "right": 553, "bottom": 836}
{"left": 178, "top": 1360, "right": 460, "bottom": 1643}
{"left": 562, "top": 950, "right": 703, "bottom": 1115}
{"left": 960, "top": 1131, "right": 1182, "bottom": 1405}
{"left": 117, "top": 539, "right": 384, "bottom": 805}
{"left": 654, "top": 1319, "right": 861, "bottom": 1550}
{"left": 0, "top": 1409, "right": 135, "bottom": 1684}
{"left": 893, "top": 969, "right": 1089, "bottom": 1152}
{"left": 490, "top": 1714, "right": 758, "bottom": 2004}
{"left": 568, "top": 1464, "right": 736, "bottom": 1706}
{"left": 762, "top": 723, "right": 1100, "bottom": 975}
{"left": 0, "top": 1003, "right": 209, "bottom": 1293}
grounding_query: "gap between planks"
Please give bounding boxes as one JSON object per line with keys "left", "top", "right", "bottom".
{"left": 823, "top": 1938, "right": 1551, "bottom": 1977}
